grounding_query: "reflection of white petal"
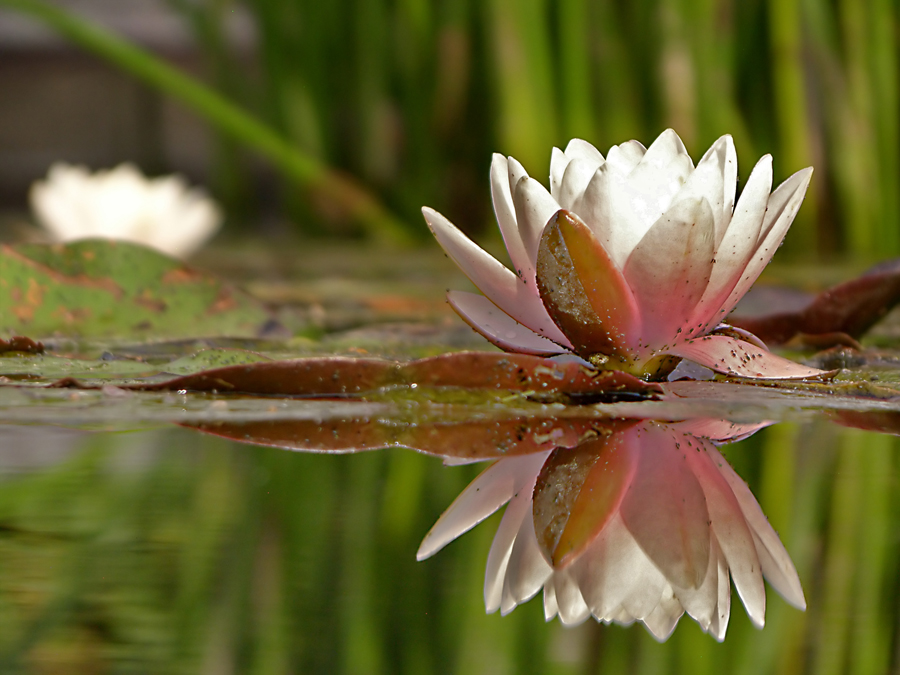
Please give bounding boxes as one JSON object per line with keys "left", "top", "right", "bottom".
{"left": 501, "top": 512, "right": 552, "bottom": 614}
{"left": 707, "top": 445, "right": 806, "bottom": 609}
{"left": 417, "top": 451, "right": 550, "bottom": 561}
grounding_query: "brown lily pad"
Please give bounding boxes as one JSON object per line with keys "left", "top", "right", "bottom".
{"left": 730, "top": 258, "right": 900, "bottom": 346}
{"left": 49, "top": 351, "right": 664, "bottom": 400}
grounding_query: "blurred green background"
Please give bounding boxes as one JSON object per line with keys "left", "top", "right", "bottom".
{"left": 1, "top": 0, "right": 898, "bottom": 256}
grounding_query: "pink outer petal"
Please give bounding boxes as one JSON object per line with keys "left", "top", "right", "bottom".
{"left": 623, "top": 197, "right": 716, "bottom": 348}
{"left": 422, "top": 207, "right": 571, "bottom": 346}
{"left": 689, "top": 156, "right": 773, "bottom": 331}
{"left": 667, "top": 335, "right": 825, "bottom": 379}
{"left": 717, "top": 167, "right": 814, "bottom": 319}
{"left": 447, "top": 291, "right": 568, "bottom": 354}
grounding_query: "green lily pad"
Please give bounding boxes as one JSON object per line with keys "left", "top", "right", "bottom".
{"left": 0, "top": 240, "right": 275, "bottom": 339}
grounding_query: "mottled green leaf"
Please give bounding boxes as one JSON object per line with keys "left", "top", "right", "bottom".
{"left": 0, "top": 240, "right": 274, "bottom": 339}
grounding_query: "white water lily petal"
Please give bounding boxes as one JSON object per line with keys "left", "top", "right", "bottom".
{"left": 605, "top": 140, "right": 647, "bottom": 174}
{"left": 668, "top": 335, "right": 825, "bottom": 378}
{"left": 513, "top": 176, "right": 563, "bottom": 269}
{"left": 447, "top": 291, "right": 566, "bottom": 355}
{"left": 719, "top": 168, "right": 814, "bottom": 318}
{"left": 670, "top": 136, "right": 729, "bottom": 242}
{"left": 572, "top": 513, "right": 668, "bottom": 621}
{"left": 690, "top": 156, "right": 773, "bottom": 331}
{"left": 623, "top": 197, "right": 716, "bottom": 347}
{"left": 549, "top": 147, "right": 568, "bottom": 200}
{"left": 549, "top": 571, "right": 591, "bottom": 625}
{"left": 543, "top": 579, "right": 559, "bottom": 620}
{"left": 697, "top": 135, "right": 738, "bottom": 241}
{"left": 564, "top": 138, "right": 605, "bottom": 165}
{"left": 557, "top": 158, "right": 602, "bottom": 211}
{"left": 422, "top": 207, "right": 570, "bottom": 345}
{"left": 490, "top": 154, "right": 527, "bottom": 277}
{"left": 483, "top": 452, "right": 552, "bottom": 612}
{"left": 575, "top": 163, "right": 651, "bottom": 269}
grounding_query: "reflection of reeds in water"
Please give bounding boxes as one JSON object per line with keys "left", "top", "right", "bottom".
{"left": 0, "top": 421, "right": 896, "bottom": 671}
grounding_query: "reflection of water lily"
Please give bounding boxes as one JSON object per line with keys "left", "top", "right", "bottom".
{"left": 422, "top": 130, "right": 822, "bottom": 379}
{"left": 417, "top": 420, "right": 804, "bottom": 641}
{"left": 30, "top": 163, "right": 221, "bottom": 259}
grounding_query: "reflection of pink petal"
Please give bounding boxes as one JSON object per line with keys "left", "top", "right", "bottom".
{"left": 619, "top": 424, "right": 710, "bottom": 590}
{"left": 686, "top": 437, "right": 766, "bottom": 627}
{"left": 571, "top": 512, "right": 667, "bottom": 621}
{"left": 707, "top": 445, "right": 806, "bottom": 609}
{"left": 447, "top": 291, "right": 567, "bottom": 354}
{"left": 668, "top": 335, "right": 825, "bottom": 378}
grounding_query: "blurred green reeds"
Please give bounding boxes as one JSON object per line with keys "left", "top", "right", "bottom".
{"left": 3, "top": 0, "right": 899, "bottom": 257}
{"left": 0, "top": 422, "right": 896, "bottom": 673}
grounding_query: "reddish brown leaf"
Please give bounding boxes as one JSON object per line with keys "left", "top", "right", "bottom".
{"left": 185, "top": 416, "right": 631, "bottom": 461}
{"left": 0, "top": 336, "right": 45, "bottom": 354}
{"left": 49, "top": 351, "right": 664, "bottom": 399}
{"left": 731, "top": 258, "right": 900, "bottom": 346}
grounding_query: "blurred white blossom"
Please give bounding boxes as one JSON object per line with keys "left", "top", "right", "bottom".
{"left": 30, "top": 163, "right": 221, "bottom": 259}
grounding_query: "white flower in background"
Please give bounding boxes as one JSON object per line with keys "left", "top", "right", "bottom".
{"left": 417, "top": 419, "right": 804, "bottom": 641}
{"left": 30, "top": 163, "right": 221, "bottom": 259}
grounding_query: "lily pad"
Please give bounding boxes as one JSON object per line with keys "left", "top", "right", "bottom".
{"left": 0, "top": 240, "right": 275, "bottom": 339}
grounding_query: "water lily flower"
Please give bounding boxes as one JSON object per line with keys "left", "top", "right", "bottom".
{"left": 422, "top": 130, "right": 823, "bottom": 379}
{"left": 30, "top": 163, "right": 221, "bottom": 259}
{"left": 417, "top": 419, "right": 804, "bottom": 641}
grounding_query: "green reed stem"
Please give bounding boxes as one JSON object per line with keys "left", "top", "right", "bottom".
{"left": 0, "top": 0, "right": 412, "bottom": 244}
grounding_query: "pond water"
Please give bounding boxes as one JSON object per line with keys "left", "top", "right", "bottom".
{"left": 1, "top": 243, "right": 899, "bottom": 674}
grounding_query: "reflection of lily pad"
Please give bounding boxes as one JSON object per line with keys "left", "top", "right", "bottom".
{"left": 0, "top": 240, "right": 274, "bottom": 339}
